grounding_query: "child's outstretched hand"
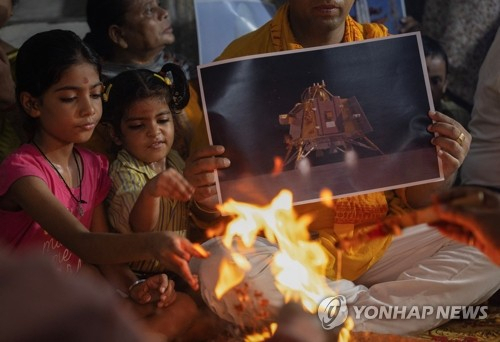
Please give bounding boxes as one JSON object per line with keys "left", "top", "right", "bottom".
{"left": 129, "top": 274, "right": 177, "bottom": 308}
{"left": 130, "top": 168, "right": 195, "bottom": 232}
{"left": 154, "top": 232, "right": 209, "bottom": 291}
{"left": 145, "top": 168, "right": 194, "bottom": 201}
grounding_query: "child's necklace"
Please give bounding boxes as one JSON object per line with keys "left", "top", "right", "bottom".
{"left": 32, "top": 141, "right": 86, "bottom": 217}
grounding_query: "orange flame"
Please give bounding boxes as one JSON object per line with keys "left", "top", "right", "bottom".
{"left": 320, "top": 188, "right": 335, "bottom": 208}
{"left": 192, "top": 243, "right": 209, "bottom": 258}
{"left": 214, "top": 189, "right": 337, "bottom": 313}
{"left": 338, "top": 316, "right": 354, "bottom": 342}
{"left": 215, "top": 255, "right": 250, "bottom": 299}
{"left": 272, "top": 156, "right": 284, "bottom": 175}
{"left": 244, "top": 323, "right": 278, "bottom": 342}
{"left": 205, "top": 220, "right": 227, "bottom": 239}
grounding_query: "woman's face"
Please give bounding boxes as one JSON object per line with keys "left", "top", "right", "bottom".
{"left": 120, "top": 0, "right": 174, "bottom": 53}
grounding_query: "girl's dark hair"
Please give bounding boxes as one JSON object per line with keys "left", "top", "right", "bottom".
{"left": 15, "top": 29, "right": 102, "bottom": 137}
{"left": 84, "top": 0, "right": 131, "bottom": 59}
{"left": 102, "top": 63, "right": 190, "bottom": 156}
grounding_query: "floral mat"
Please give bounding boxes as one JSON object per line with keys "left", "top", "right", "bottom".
{"left": 417, "top": 306, "right": 500, "bottom": 342}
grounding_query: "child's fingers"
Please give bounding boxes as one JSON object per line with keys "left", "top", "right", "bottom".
{"left": 175, "top": 237, "right": 210, "bottom": 259}
{"left": 172, "top": 255, "right": 199, "bottom": 291}
{"left": 146, "top": 273, "right": 169, "bottom": 292}
{"left": 186, "top": 242, "right": 210, "bottom": 258}
{"left": 157, "top": 280, "right": 176, "bottom": 308}
{"left": 158, "top": 291, "right": 177, "bottom": 308}
{"left": 131, "top": 285, "right": 152, "bottom": 304}
{"left": 158, "top": 170, "right": 194, "bottom": 199}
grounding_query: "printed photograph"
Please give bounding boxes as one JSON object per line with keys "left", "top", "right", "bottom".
{"left": 198, "top": 32, "right": 443, "bottom": 205}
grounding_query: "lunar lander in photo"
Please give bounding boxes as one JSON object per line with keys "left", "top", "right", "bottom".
{"left": 278, "top": 81, "right": 383, "bottom": 168}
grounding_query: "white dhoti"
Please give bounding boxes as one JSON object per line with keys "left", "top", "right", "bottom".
{"left": 190, "top": 224, "right": 500, "bottom": 335}
{"left": 351, "top": 223, "right": 500, "bottom": 334}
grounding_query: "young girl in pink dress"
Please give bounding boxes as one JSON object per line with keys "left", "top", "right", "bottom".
{"left": 0, "top": 29, "right": 207, "bottom": 339}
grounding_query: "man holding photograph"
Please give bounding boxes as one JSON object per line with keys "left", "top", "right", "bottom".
{"left": 194, "top": 0, "right": 500, "bottom": 335}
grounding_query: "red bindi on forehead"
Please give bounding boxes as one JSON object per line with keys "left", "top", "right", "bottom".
{"left": 83, "top": 77, "right": 89, "bottom": 84}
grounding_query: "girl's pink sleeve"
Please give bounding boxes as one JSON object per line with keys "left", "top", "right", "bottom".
{"left": 0, "top": 149, "right": 47, "bottom": 197}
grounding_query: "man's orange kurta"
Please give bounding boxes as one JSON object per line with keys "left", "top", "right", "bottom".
{"left": 216, "top": 3, "right": 401, "bottom": 281}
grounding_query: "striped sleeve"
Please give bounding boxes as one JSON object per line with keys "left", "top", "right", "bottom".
{"left": 107, "top": 163, "right": 147, "bottom": 234}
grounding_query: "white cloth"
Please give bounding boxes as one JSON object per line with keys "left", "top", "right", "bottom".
{"left": 189, "top": 237, "right": 366, "bottom": 329}
{"left": 189, "top": 237, "right": 284, "bottom": 328}
{"left": 352, "top": 224, "right": 500, "bottom": 334}
{"left": 460, "top": 27, "right": 500, "bottom": 188}
{"left": 191, "top": 226, "right": 500, "bottom": 335}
